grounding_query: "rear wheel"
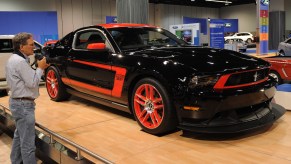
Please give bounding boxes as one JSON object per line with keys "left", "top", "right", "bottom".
{"left": 131, "top": 78, "right": 178, "bottom": 135}
{"left": 246, "top": 38, "right": 252, "bottom": 44}
{"left": 45, "top": 66, "right": 70, "bottom": 101}
{"left": 269, "top": 71, "right": 282, "bottom": 84}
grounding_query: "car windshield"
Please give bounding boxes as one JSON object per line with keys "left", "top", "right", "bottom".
{"left": 107, "top": 27, "right": 188, "bottom": 50}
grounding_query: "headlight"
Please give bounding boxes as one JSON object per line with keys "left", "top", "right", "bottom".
{"left": 189, "top": 75, "right": 219, "bottom": 89}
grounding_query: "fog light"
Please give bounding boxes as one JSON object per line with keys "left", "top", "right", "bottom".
{"left": 184, "top": 106, "right": 200, "bottom": 111}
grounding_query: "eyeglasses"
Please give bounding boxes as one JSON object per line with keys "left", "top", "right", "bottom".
{"left": 24, "top": 43, "right": 34, "bottom": 47}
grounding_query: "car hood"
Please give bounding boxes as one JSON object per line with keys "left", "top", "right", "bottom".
{"left": 125, "top": 47, "right": 269, "bottom": 74}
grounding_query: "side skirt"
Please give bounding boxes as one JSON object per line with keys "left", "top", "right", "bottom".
{"left": 66, "top": 88, "right": 130, "bottom": 113}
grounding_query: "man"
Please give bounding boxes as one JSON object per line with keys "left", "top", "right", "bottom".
{"left": 5, "top": 32, "right": 49, "bottom": 164}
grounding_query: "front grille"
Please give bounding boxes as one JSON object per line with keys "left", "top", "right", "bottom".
{"left": 225, "top": 68, "right": 269, "bottom": 86}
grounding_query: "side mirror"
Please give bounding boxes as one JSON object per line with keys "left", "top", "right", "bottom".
{"left": 87, "top": 43, "right": 106, "bottom": 50}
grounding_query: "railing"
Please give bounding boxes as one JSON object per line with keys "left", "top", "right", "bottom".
{"left": 0, "top": 104, "right": 114, "bottom": 164}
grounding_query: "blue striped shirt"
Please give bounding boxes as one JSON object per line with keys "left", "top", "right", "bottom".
{"left": 5, "top": 53, "right": 43, "bottom": 99}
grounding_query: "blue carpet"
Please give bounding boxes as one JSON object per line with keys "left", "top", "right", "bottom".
{"left": 277, "top": 84, "right": 291, "bottom": 92}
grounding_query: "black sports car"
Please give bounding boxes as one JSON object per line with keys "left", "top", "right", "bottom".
{"left": 44, "top": 23, "right": 285, "bottom": 135}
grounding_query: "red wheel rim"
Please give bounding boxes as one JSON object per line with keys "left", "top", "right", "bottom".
{"left": 46, "top": 70, "right": 59, "bottom": 98}
{"left": 134, "top": 84, "right": 164, "bottom": 129}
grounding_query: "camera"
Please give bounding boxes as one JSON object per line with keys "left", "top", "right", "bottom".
{"left": 34, "top": 53, "right": 58, "bottom": 64}
{"left": 32, "top": 47, "right": 61, "bottom": 69}
{"left": 34, "top": 47, "right": 60, "bottom": 64}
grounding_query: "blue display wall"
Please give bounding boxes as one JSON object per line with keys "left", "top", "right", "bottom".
{"left": 210, "top": 19, "right": 238, "bottom": 33}
{"left": 0, "top": 11, "right": 58, "bottom": 45}
{"left": 183, "top": 17, "right": 238, "bottom": 34}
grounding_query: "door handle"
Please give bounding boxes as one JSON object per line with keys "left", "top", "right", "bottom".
{"left": 67, "top": 56, "right": 75, "bottom": 61}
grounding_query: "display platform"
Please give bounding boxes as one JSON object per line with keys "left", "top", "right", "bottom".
{"left": 1, "top": 87, "right": 291, "bottom": 163}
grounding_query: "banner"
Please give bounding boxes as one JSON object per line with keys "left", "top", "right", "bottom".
{"left": 209, "top": 22, "right": 225, "bottom": 49}
{"left": 169, "top": 23, "right": 200, "bottom": 46}
{"left": 106, "top": 16, "right": 117, "bottom": 23}
{"left": 259, "top": 0, "right": 269, "bottom": 54}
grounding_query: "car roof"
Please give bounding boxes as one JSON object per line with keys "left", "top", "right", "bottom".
{"left": 0, "top": 35, "right": 43, "bottom": 46}
{"left": 236, "top": 32, "right": 252, "bottom": 34}
{"left": 97, "top": 23, "right": 158, "bottom": 29}
{"left": 0, "top": 35, "right": 15, "bottom": 39}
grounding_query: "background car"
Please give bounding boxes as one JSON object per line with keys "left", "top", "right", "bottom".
{"left": 0, "top": 35, "right": 43, "bottom": 91}
{"left": 263, "top": 56, "right": 291, "bottom": 84}
{"left": 278, "top": 38, "right": 291, "bottom": 56}
{"left": 43, "top": 23, "right": 284, "bottom": 135}
{"left": 224, "top": 32, "right": 254, "bottom": 44}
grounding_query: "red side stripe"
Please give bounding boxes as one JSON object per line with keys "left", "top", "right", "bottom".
{"left": 69, "top": 60, "right": 127, "bottom": 97}
{"left": 112, "top": 66, "right": 127, "bottom": 97}
{"left": 74, "top": 60, "right": 111, "bottom": 70}
{"left": 62, "top": 77, "right": 111, "bottom": 95}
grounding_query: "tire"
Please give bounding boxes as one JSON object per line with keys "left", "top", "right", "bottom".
{"left": 269, "top": 71, "right": 282, "bottom": 85}
{"left": 279, "top": 50, "right": 285, "bottom": 56}
{"left": 131, "top": 78, "right": 178, "bottom": 135}
{"left": 45, "top": 66, "right": 70, "bottom": 101}
{"left": 246, "top": 38, "right": 252, "bottom": 44}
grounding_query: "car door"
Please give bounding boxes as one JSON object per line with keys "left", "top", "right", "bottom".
{"left": 65, "top": 28, "right": 117, "bottom": 99}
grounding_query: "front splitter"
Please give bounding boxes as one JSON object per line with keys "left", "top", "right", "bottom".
{"left": 178, "top": 103, "right": 286, "bottom": 133}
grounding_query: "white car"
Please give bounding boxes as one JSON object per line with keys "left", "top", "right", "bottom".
{"left": 278, "top": 38, "right": 291, "bottom": 56}
{"left": 224, "top": 32, "right": 254, "bottom": 44}
{"left": 0, "top": 35, "right": 43, "bottom": 91}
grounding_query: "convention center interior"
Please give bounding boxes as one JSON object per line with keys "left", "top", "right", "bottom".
{"left": 1, "top": 0, "right": 291, "bottom": 163}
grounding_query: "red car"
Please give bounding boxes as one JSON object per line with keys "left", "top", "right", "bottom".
{"left": 263, "top": 56, "right": 291, "bottom": 84}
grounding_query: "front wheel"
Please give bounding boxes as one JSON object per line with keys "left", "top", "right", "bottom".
{"left": 45, "top": 66, "right": 70, "bottom": 101}
{"left": 131, "top": 78, "right": 178, "bottom": 135}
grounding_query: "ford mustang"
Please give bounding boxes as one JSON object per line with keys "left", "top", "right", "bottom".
{"left": 43, "top": 23, "right": 285, "bottom": 135}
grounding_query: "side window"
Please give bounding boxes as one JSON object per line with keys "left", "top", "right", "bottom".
{"left": 0, "top": 39, "right": 13, "bottom": 53}
{"left": 110, "top": 30, "right": 143, "bottom": 48}
{"left": 75, "top": 30, "right": 107, "bottom": 50}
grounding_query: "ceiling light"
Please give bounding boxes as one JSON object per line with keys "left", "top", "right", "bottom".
{"left": 205, "top": 0, "right": 232, "bottom": 4}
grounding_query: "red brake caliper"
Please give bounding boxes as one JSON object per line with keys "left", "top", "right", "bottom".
{"left": 46, "top": 70, "right": 59, "bottom": 98}
{"left": 134, "top": 84, "right": 164, "bottom": 129}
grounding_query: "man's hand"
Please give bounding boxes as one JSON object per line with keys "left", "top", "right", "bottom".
{"left": 37, "top": 57, "right": 50, "bottom": 70}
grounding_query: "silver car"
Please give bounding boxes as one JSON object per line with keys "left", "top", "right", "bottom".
{"left": 0, "top": 35, "right": 43, "bottom": 91}
{"left": 278, "top": 38, "right": 291, "bottom": 56}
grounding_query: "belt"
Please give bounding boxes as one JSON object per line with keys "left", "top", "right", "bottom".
{"left": 12, "top": 97, "right": 35, "bottom": 101}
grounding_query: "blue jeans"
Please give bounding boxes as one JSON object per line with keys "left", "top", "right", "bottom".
{"left": 9, "top": 98, "right": 36, "bottom": 164}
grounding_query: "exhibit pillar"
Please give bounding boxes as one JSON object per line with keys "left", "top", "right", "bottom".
{"left": 256, "top": 0, "right": 269, "bottom": 55}
{"left": 116, "top": 0, "right": 149, "bottom": 24}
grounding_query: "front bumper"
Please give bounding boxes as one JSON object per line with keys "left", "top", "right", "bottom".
{"left": 180, "top": 85, "right": 276, "bottom": 120}
{"left": 178, "top": 103, "right": 285, "bottom": 133}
